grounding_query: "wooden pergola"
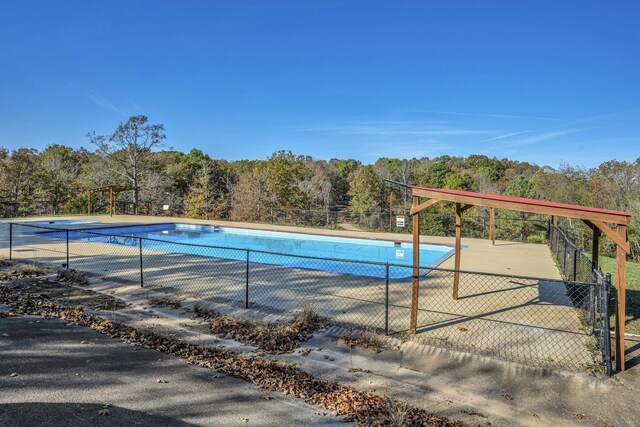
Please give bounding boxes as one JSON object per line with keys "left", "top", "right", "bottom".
{"left": 405, "top": 184, "right": 633, "bottom": 371}
{"left": 87, "top": 185, "right": 139, "bottom": 217}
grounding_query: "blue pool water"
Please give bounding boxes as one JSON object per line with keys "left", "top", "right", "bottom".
{"left": 40, "top": 223, "right": 454, "bottom": 278}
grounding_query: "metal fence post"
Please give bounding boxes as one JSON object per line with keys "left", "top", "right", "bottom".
{"left": 245, "top": 249, "right": 250, "bottom": 309}
{"left": 9, "top": 223, "right": 13, "bottom": 261}
{"left": 562, "top": 237, "right": 567, "bottom": 276}
{"left": 589, "top": 279, "right": 596, "bottom": 331}
{"left": 572, "top": 248, "right": 578, "bottom": 281}
{"left": 139, "top": 238, "right": 144, "bottom": 288}
{"left": 66, "top": 229, "right": 70, "bottom": 268}
{"left": 385, "top": 263, "right": 389, "bottom": 335}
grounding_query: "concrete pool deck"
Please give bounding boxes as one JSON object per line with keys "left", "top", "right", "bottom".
{"left": 1, "top": 215, "right": 595, "bottom": 370}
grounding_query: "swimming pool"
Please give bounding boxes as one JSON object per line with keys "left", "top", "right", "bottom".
{"left": 42, "top": 223, "right": 455, "bottom": 278}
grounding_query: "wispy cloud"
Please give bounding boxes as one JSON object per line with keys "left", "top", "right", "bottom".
{"left": 488, "top": 129, "right": 582, "bottom": 149}
{"left": 417, "top": 110, "right": 563, "bottom": 122}
{"left": 84, "top": 88, "right": 125, "bottom": 115}
{"left": 69, "top": 82, "right": 125, "bottom": 116}
{"left": 476, "top": 129, "right": 535, "bottom": 143}
{"left": 297, "top": 120, "right": 492, "bottom": 137}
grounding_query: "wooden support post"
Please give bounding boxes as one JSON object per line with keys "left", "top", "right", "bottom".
{"left": 489, "top": 207, "right": 495, "bottom": 245}
{"left": 87, "top": 191, "right": 92, "bottom": 215}
{"left": 135, "top": 188, "right": 139, "bottom": 216}
{"left": 615, "top": 224, "right": 627, "bottom": 371}
{"left": 551, "top": 215, "right": 558, "bottom": 242}
{"left": 109, "top": 187, "right": 113, "bottom": 217}
{"left": 592, "top": 226, "right": 600, "bottom": 270}
{"left": 410, "top": 195, "right": 420, "bottom": 333}
{"left": 453, "top": 203, "right": 462, "bottom": 300}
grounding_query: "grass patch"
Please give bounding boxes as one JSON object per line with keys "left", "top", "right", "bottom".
{"left": 589, "top": 254, "right": 640, "bottom": 335}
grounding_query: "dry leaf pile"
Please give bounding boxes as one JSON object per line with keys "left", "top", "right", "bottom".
{"left": 343, "top": 329, "right": 385, "bottom": 353}
{"left": 0, "top": 285, "right": 465, "bottom": 426}
{"left": 0, "top": 266, "right": 47, "bottom": 281}
{"left": 201, "top": 306, "right": 327, "bottom": 353}
{"left": 57, "top": 269, "right": 89, "bottom": 285}
{"left": 149, "top": 298, "right": 182, "bottom": 309}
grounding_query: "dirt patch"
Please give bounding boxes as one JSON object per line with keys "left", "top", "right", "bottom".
{"left": 0, "top": 284, "right": 464, "bottom": 427}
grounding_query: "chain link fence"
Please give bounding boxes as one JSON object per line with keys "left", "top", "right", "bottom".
{"left": 548, "top": 223, "right": 612, "bottom": 375}
{"left": 4, "top": 222, "right": 611, "bottom": 373}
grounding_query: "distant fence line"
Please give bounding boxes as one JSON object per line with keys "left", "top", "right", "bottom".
{"left": 2, "top": 199, "right": 551, "bottom": 244}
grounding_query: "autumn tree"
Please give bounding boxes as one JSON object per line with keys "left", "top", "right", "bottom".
{"left": 0, "top": 148, "right": 37, "bottom": 213}
{"left": 184, "top": 160, "right": 235, "bottom": 219}
{"left": 230, "top": 166, "right": 270, "bottom": 222}
{"left": 32, "top": 145, "right": 80, "bottom": 214}
{"left": 87, "top": 115, "right": 166, "bottom": 211}
{"left": 348, "top": 165, "right": 382, "bottom": 217}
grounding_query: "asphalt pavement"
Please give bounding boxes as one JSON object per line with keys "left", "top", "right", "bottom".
{"left": 0, "top": 315, "right": 347, "bottom": 426}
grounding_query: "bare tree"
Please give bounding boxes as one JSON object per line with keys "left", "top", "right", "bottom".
{"left": 87, "top": 116, "right": 166, "bottom": 212}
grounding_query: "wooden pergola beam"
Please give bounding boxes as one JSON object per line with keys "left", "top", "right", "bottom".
{"left": 109, "top": 187, "right": 113, "bottom": 217}
{"left": 489, "top": 207, "right": 495, "bottom": 245}
{"left": 615, "top": 224, "right": 627, "bottom": 371}
{"left": 410, "top": 198, "right": 440, "bottom": 216}
{"left": 86, "top": 185, "right": 139, "bottom": 217}
{"left": 453, "top": 203, "right": 462, "bottom": 299}
{"left": 411, "top": 187, "right": 630, "bottom": 225}
{"left": 590, "top": 220, "right": 630, "bottom": 253}
{"left": 410, "top": 195, "right": 420, "bottom": 333}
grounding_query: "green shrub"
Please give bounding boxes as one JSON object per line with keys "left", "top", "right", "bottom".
{"left": 527, "top": 234, "right": 546, "bottom": 244}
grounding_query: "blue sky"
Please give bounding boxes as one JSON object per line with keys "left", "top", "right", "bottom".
{"left": 1, "top": 0, "right": 639, "bottom": 167}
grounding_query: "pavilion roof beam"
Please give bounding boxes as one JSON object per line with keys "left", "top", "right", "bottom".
{"left": 410, "top": 187, "right": 630, "bottom": 225}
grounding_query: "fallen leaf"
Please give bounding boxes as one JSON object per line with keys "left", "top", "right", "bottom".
{"left": 239, "top": 417, "right": 249, "bottom": 423}
{"left": 9, "top": 373, "right": 17, "bottom": 377}
{"left": 157, "top": 379, "right": 167, "bottom": 383}
{"left": 98, "top": 409, "right": 110, "bottom": 416}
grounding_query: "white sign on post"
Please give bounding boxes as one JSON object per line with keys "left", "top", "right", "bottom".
{"left": 396, "top": 215, "right": 406, "bottom": 227}
{"left": 162, "top": 204, "right": 170, "bottom": 211}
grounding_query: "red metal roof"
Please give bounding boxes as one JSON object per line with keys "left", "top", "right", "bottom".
{"left": 408, "top": 185, "right": 634, "bottom": 218}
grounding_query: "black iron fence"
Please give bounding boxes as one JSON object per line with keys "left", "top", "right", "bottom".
{"left": 3, "top": 222, "right": 611, "bottom": 373}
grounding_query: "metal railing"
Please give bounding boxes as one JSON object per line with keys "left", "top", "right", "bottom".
{"left": 3, "top": 221, "right": 611, "bottom": 373}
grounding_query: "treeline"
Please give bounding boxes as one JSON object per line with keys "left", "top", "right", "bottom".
{"left": 1, "top": 116, "right": 638, "bottom": 259}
